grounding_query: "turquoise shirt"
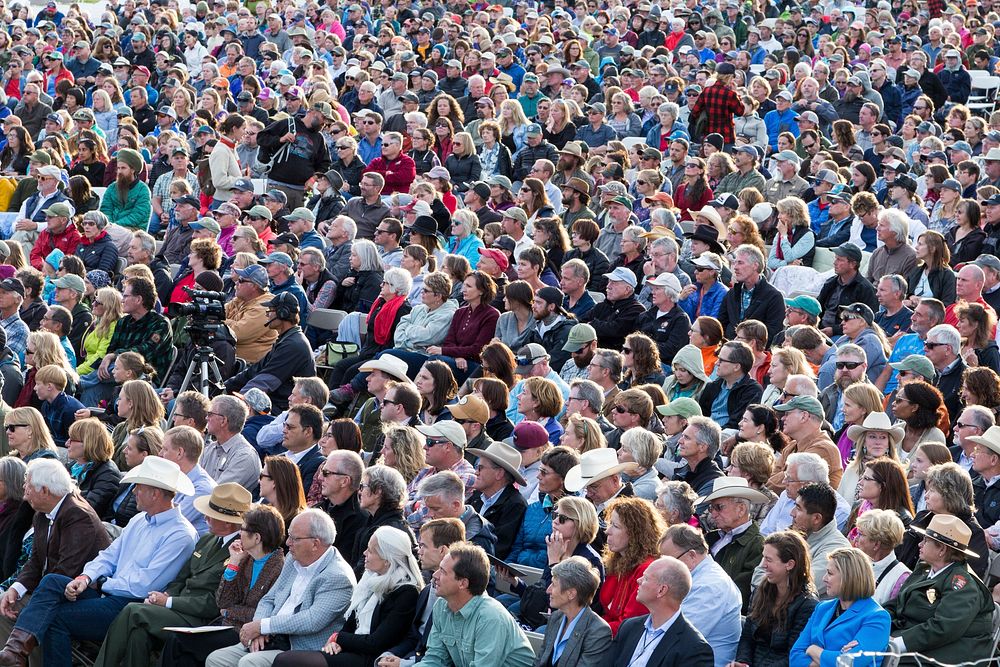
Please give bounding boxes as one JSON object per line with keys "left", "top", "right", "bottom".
{"left": 421, "top": 594, "right": 535, "bottom": 667}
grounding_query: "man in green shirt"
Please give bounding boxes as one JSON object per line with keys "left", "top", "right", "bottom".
{"left": 420, "top": 544, "right": 534, "bottom": 667}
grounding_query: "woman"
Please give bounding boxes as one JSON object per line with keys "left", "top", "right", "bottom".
{"left": 736, "top": 404, "right": 792, "bottom": 460}
{"left": 544, "top": 100, "right": 577, "bottom": 151}
{"left": 108, "top": 426, "right": 162, "bottom": 528}
{"left": 170, "top": 239, "right": 222, "bottom": 306}
{"left": 273, "top": 526, "right": 421, "bottom": 667}
{"left": 0, "top": 126, "right": 32, "bottom": 176}
{"left": 961, "top": 367, "right": 1000, "bottom": 419}
{"left": 74, "top": 211, "right": 119, "bottom": 275}
{"left": 617, "top": 428, "right": 662, "bottom": 501}
{"left": 600, "top": 496, "right": 665, "bottom": 635}
{"left": 333, "top": 240, "right": 384, "bottom": 314}
{"left": 844, "top": 457, "right": 914, "bottom": 538}
{"left": 5, "top": 406, "right": 57, "bottom": 464}
{"left": 907, "top": 442, "right": 952, "bottom": 513}
{"left": 564, "top": 219, "right": 611, "bottom": 292}
{"left": 407, "top": 214, "right": 446, "bottom": 267}
{"left": 851, "top": 163, "right": 878, "bottom": 194}
{"left": 350, "top": 465, "right": 415, "bottom": 577}
{"left": 304, "top": 420, "right": 363, "bottom": 505}
{"left": 497, "top": 99, "right": 529, "bottom": 156}
{"left": 430, "top": 117, "right": 455, "bottom": 165}
{"left": 761, "top": 347, "right": 812, "bottom": 407}
{"left": 329, "top": 136, "right": 367, "bottom": 198}
{"left": 379, "top": 425, "right": 426, "bottom": 488}
{"left": 621, "top": 333, "right": 665, "bottom": 387}
{"left": 65, "top": 417, "right": 122, "bottom": 519}
{"left": 534, "top": 556, "right": 611, "bottom": 665}
{"left": 853, "top": 509, "right": 911, "bottom": 605}
{"left": 654, "top": 481, "right": 699, "bottom": 527}
{"left": 707, "top": 152, "right": 735, "bottom": 192}
{"left": 473, "top": 377, "right": 514, "bottom": 441}
{"left": 790, "top": 547, "right": 890, "bottom": 667}
{"left": 15, "top": 332, "right": 76, "bottom": 410}
{"left": 904, "top": 231, "right": 956, "bottom": 308}
{"left": 508, "top": 446, "right": 580, "bottom": 569}
{"left": 729, "top": 442, "right": 780, "bottom": 523}
{"left": 109, "top": 379, "right": 165, "bottom": 466}
{"left": 835, "top": 384, "right": 891, "bottom": 472}
{"left": 415, "top": 360, "right": 458, "bottom": 424}
{"left": 607, "top": 93, "right": 642, "bottom": 138}
{"left": 447, "top": 210, "right": 485, "bottom": 270}
{"left": 0, "top": 457, "right": 26, "bottom": 580}
{"left": 532, "top": 218, "right": 570, "bottom": 277}
{"left": 75, "top": 287, "right": 121, "bottom": 377}
{"left": 647, "top": 102, "right": 690, "bottom": 152}
{"left": 517, "top": 377, "right": 565, "bottom": 445}
{"left": 892, "top": 381, "right": 948, "bottom": 463}
{"left": 495, "top": 280, "right": 537, "bottom": 351}
{"left": 662, "top": 344, "right": 709, "bottom": 402}
{"left": 736, "top": 530, "right": 818, "bottom": 667}
{"left": 518, "top": 178, "right": 555, "bottom": 226}
{"left": 928, "top": 178, "right": 961, "bottom": 234}
{"left": 768, "top": 197, "right": 816, "bottom": 270}
{"left": 886, "top": 513, "right": 995, "bottom": 664}
{"left": 159, "top": 504, "right": 286, "bottom": 667}
{"left": 612, "top": 227, "right": 647, "bottom": 282}
{"left": 258, "top": 455, "right": 307, "bottom": 532}
{"left": 688, "top": 316, "right": 724, "bottom": 376}
{"left": 674, "top": 157, "right": 713, "bottom": 221}
{"left": 408, "top": 129, "right": 440, "bottom": 176}
{"left": 477, "top": 120, "right": 512, "bottom": 180}
{"left": 559, "top": 414, "right": 606, "bottom": 454}
{"left": 945, "top": 199, "right": 986, "bottom": 266}
{"left": 956, "top": 302, "right": 1000, "bottom": 370}
{"left": 443, "top": 132, "right": 481, "bottom": 194}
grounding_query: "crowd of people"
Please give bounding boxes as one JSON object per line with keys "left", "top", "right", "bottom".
{"left": 0, "top": 0, "right": 998, "bottom": 666}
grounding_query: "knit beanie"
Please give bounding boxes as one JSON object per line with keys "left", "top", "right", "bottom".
{"left": 115, "top": 148, "right": 144, "bottom": 175}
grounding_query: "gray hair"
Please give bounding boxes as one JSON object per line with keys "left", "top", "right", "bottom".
{"left": 297, "top": 508, "right": 337, "bottom": 545}
{"left": 132, "top": 230, "right": 156, "bottom": 257}
{"left": 927, "top": 324, "right": 961, "bottom": 356}
{"left": 657, "top": 102, "right": 679, "bottom": 121}
{"left": 963, "top": 405, "right": 996, "bottom": 432}
{"left": 786, "top": 452, "right": 830, "bottom": 484}
{"left": 328, "top": 450, "right": 365, "bottom": 490}
{"left": 353, "top": 239, "right": 383, "bottom": 272}
{"left": 593, "top": 349, "right": 623, "bottom": 383}
{"left": 26, "top": 458, "right": 72, "bottom": 497}
{"left": 656, "top": 480, "right": 697, "bottom": 521}
{"left": 878, "top": 209, "right": 910, "bottom": 244}
{"left": 879, "top": 274, "right": 907, "bottom": 297}
{"left": 293, "top": 376, "right": 330, "bottom": 407}
{"left": 211, "top": 395, "right": 249, "bottom": 432}
{"left": 404, "top": 111, "right": 427, "bottom": 127}
{"left": 551, "top": 556, "right": 601, "bottom": 605}
{"left": 620, "top": 428, "right": 663, "bottom": 468}
{"left": 300, "top": 247, "right": 327, "bottom": 271}
{"left": 333, "top": 216, "right": 358, "bottom": 241}
{"left": 650, "top": 235, "right": 678, "bottom": 256}
{"left": 569, "top": 379, "right": 603, "bottom": 414}
{"left": 562, "top": 258, "right": 590, "bottom": 283}
{"left": 383, "top": 267, "right": 414, "bottom": 297}
{"left": 83, "top": 211, "right": 109, "bottom": 231}
{"left": 687, "top": 416, "right": 721, "bottom": 459}
{"left": 363, "top": 464, "right": 408, "bottom": 510}
{"left": 837, "top": 343, "right": 867, "bottom": 363}
{"left": 451, "top": 209, "right": 479, "bottom": 237}
{"left": 784, "top": 374, "right": 819, "bottom": 398}
{"left": 0, "top": 456, "right": 27, "bottom": 502}
{"left": 383, "top": 131, "right": 403, "bottom": 147}
{"left": 734, "top": 244, "right": 765, "bottom": 274}
{"left": 418, "top": 470, "right": 465, "bottom": 504}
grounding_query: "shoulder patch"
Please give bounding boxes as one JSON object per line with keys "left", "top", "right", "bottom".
{"left": 151, "top": 333, "right": 161, "bottom": 343}
{"left": 952, "top": 574, "right": 967, "bottom": 590}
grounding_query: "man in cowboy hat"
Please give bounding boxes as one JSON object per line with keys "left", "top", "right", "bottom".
{"left": 351, "top": 355, "right": 413, "bottom": 456}
{"left": 468, "top": 441, "right": 528, "bottom": 559}
{"left": 553, "top": 142, "right": 593, "bottom": 193}
{"left": 565, "top": 448, "right": 639, "bottom": 516}
{"left": 699, "top": 478, "right": 767, "bottom": 613}
{"left": 0, "top": 457, "right": 199, "bottom": 666}
{"left": 559, "top": 176, "right": 596, "bottom": 232}
{"left": 93, "top": 483, "right": 252, "bottom": 667}
{"left": 884, "top": 514, "right": 994, "bottom": 665}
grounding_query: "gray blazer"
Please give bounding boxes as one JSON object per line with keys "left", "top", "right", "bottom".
{"left": 534, "top": 607, "right": 612, "bottom": 667}
{"left": 253, "top": 546, "right": 357, "bottom": 650}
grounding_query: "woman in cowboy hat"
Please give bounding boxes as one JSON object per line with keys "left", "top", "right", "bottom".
{"left": 884, "top": 513, "right": 995, "bottom": 666}
{"left": 839, "top": 411, "right": 906, "bottom": 503}
{"left": 843, "top": 457, "right": 914, "bottom": 541}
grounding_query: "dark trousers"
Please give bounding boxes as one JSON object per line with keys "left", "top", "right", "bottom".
{"left": 159, "top": 627, "right": 239, "bottom": 667}
{"left": 14, "top": 574, "right": 138, "bottom": 667}
{"left": 371, "top": 349, "right": 478, "bottom": 385}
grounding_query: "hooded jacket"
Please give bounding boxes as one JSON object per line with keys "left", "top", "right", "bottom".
{"left": 662, "top": 344, "right": 710, "bottom": 401}
{"left": 698, "top": 373, "right": 764, "bottom": 430}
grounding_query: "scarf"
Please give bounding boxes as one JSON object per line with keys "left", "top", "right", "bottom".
{"left": 80, "top": 230, "right": 108, "bottom": 246}
{"left": 368, "top": 294, "right": 407, "bottom": 345}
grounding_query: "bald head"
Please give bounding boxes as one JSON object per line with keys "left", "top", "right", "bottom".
{"left": 957, "top": 264, "right": 986, "bottom": 300}
{"left": 784, "top": 374, "right": 819, "bottom": 399}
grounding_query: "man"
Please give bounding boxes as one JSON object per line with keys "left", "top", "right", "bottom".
{"left": 407, "top": 421, "right": 476, "bottom": 511}
{"left": 788, "top": 483, "right": 850, "bottom": 597}
{"left": 350, "top": 355, "right": 413, "bottom": 454}
{"left": 224, "top": 264, "right": 277, "bottom": 364}
{"left": 450, "top": 395, "right": 492, "bottom": 456}
{"left": 256, "top": 103, "right": 332, "bottom": 209}
{"left": 365, "top": 132, "right": 417, "bottom": 196}
{"left": 876, "top": 298, "right": 945, "bottom": 394}
{"left": 588, "top": 349, "right": 624, "bottom": 419}
{"left": 0, "top": 457, "right": 198, "bottom": 665}
{"left": 66, "top": 41, "right": 99, "bottom": 87}
{"left": 27, "top": 203, "right": 81, "bottom": 272}
{"left": 254, "top": 377, "right": 329, "bottom": 457}
{"left": 0, "top": 279, "right": 28, "bottom": 365}
{"left": 279, "top": 404, "right": 327, "bottom": 491}
{"left": 9, "top": 164, "right": 67, "bottom": 248}
{"left": 769, "top": 396, "right": 844, "bottom": 491}
{"left": 759, "top": 452, "right": 851, "bottom": 535}
{"left": 158, "top": 425, "right": 218, "bottom": 535}
{"left": 605, "top": 556, "right": 714, "bottom": 667}
{"left": 343, "top": 172, "right": 391, "bottom": 240}
{"left": 559, "top": 262, "right": 596, "bottom": 322}
{"left": 819, "top": 344, "right": 872, "bottom": 430}
{"left": 763, "top": 150, "right": 809, "bottom": 204}
{"left": 205, "top": 509, "right": 356, "bottom": 666}
{"left": 718, "top": 245, "right": 784, "bottom": 344}
{"left": 874, "top": 275, "right": 913, "bottom": 340}
{"left": 463, "top": 182, "right": 502, "bottom": 228}
{"left": 511, "top": 124, "right": 559, "bottom": 183}
{"left": 526, "top": 287, "right": 575, "bottom": 372}
{"left": 260, "top": 251, "right": 310, "bottom": 321}
{"left": 13, "top": 84, "right": 51, "bottom": 139}
{"left": 200, "top": 395, "right": 262, "bottom": 493}
{"left": 156, "top": 194, "right": 198, "bottom": 266}
{"left": 867, "top": 214, "right": 917, "bottom": 285}
{"left": 374, "top": 219, "right": 403, "bottom": 269}
{"left": 414, "top": 472, "right": 497, "bottom": 554}
{"left": 945, "top": 264, "right": 997, "bottom": 330}
{"left": 316, "top": 450, "right": 367, "bottom": 559}
{"left": 700, "top": 478, "right": 765, "bottom": 613}
{"left": 38, "top": 307, "right": 75, "bottom": 367}
{"left": 595, "top": 195, "right": 636, "bottom": 261}
{"left": 924, "top": 324, "right": 967, "bottom": 425}
{"left": 815, "top": 189, "right": 855, "bottom": 249}
{"left": 559, "top": 178, "right": 596, "bottom": 232}
{"left": 225, "top": 291, "right": 316, "bottom": 412}
{"left": 968, "top": 424, "right": 1000, "bottom": 528}
{"left": 816, "top": 243, "right": 879, "bottom": 337}
{"left": 284, "top": 208, "right": 323, "bottom": 251}
{"left": 0, "top": 460, "right": 110, "bottom": 665}
{"left": 659, "top": 525, "right": 741, "bottom": 667}
{"left": 380, "top": 382, "right": 421, "bottom": 432}
{"left": 50, "top": 275, "right": 89, "bottom": 360}
{"left": 467, "top": 441, "right": 527, "bottom": 559}
{"left": 635, "top": 273, "right": 690, "bottom": 366}
{"left": 582, "top": 267, "right": 646, "bottom": 350}
{"left": 99, "top": 149, "right": 152, "bottom": 231}
{"left": 93, "top": 483, "right": 251, "bottom": 667}
{"left": 671, "top": 416, "right": 725, "bottom": 497}
{"left": 717, "top": 145, "right": 766, "bottom": 196}
{"left": 952, "top": 406, "right": 993, "bottom": 479}
{"left": 698, "top": 341, "right": 763, "bottom": 431}
{"left": 559, "top": 323, "right": 599, "bottom": 383}
{"left": 419, "top": 544, "right": 533, "bottom": 667}
{"left": 500, "top": 208, "right": 533, "bottom": 261}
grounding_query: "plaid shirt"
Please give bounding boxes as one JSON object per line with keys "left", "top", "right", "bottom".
{"left": 107, "top": 311, "right": 173, "bottom": 379}
{"left": 1, "top": 313, "right": 28, "bottom": 366}
{"left": 690, "top": 81, "right": 743, "bottom": 145}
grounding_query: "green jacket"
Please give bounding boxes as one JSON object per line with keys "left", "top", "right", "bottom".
{"left": 163, "top": 532, "right": 233, "bottom": 621}
{"left": 706, "top": 522, "right": 763, "bottom": 613}
{"left": 884, "top": 561, "right": 994, "bottom": 665}
{"left": 100, "top": 179, "right": 152, "bottom": 230}
{"left": 357, "top": 396, "right": 383, "bottom": 456}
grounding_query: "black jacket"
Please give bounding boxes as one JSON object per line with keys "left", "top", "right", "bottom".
{"left": 945, "top": 227, "right": 987, "bottom": 267}
{"left": 225, "top": 325, "right": 315, "bottom": 412}
{"left": 816, "top": 272, "right": 879, "bottom": 337}
{"left": 582, "top": 295, "right": 646, "bottom": 350}
{"left": 350, "top": 506, "right": 416, "bottom": 579}
{"left": 68, "top": 302, "right": 93, "bottom": 361}
{"left": 718, "top": 278, "right": 786, "bottom": 345}
{"left": 77, "top": 459, "right": 122, "bottom": 520}
{"left": 333, "top": 269, "right": 384, "bottom": 314}
{"left": 335, "top": 584, "right": 420, "bottom": 665}
{"left": 256, "top": 116, "right": 332, "bottom": 187}
{"left": 897, "top": 509, "right": 988, "bottom": 579}
{"left": 527, "top": 316, "right": 576, "bottom": 374}
{"left": 936, "top": 358, "right": 967, "bottom": 427}
{"left": 75, "top": 233, "right": 119, "bottom": 275}
{"left": 469, "top": 484, "right": 527, "bottom": 560}
{"left": 608, "top": 613, "right": 714, "bottom": 667}
{"left": 672, "top": 456, "right": 725, "bottom": 498}
{"left": 443, "top": 153, "right": 482, "bottom": 193}
{"left": 564, "top": 246, "right": 612, "bottom": 292}
{"left": 698, "top": 374, "right": 765, "bottom": 430}
{"left": 635, "top": 304, "right": 690, "bottom": 366}
{"left": 149, "top": 257, "right": 175, "bottom": 307}
{"left": 735, "top": 590, "right": 818, "bottom": 667}
{"left": 330, "top": 154, "right": 367, "bottom": 198}
{"left": 975, "top": 474, "right": 1000, "bottom": 529}
{"left": 511, "top": 140, "right": 560, "bottom": 182}
{"left": 20, "top": 300, "right": 45, "bottom": 332}
{"left": 307, "top": 191, "right": 345, "bottom": 226}
{"left": 904, "top": 265, "right": 956, "bottom": 305}
{"left": 387, "top": 585, "right": 433, "bottom": 661}
{"left": 110, "top": 482, "right": 138, "bottom": 526}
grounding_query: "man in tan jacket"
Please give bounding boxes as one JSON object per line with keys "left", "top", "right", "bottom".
{"left": 768, "top": 395, "right": 844, "bottom": 492}
{"left": 224, "top": 264, "right": 277, "bottom": 363}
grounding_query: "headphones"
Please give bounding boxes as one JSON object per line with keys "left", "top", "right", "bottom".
{"left": 270, "top": 291, "right": 299, "bottom": 322}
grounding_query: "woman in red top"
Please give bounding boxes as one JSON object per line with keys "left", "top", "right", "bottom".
{"left": 600, "top": 496, "right": 666, "bottom": 635}
{"left": 169, "top": 238, "right": 222, "bottom": 307}
{"left": 674, "top": 157, "right": 714, "bottom": 221}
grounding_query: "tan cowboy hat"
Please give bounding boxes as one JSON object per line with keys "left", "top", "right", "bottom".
{"left": 564, "top": 448, "right": 640, "bottom": 493}
{"left": 121, "top": 456, "right": 196, "bottom": 496}
{"left": 910, "top": 513, "right": 979, "bottom": 558}
{"left": 968, "top": 425, "right": 1000, "bottom": 457}
{"left": 193, "top": 483, "right": 252, "bottom": 523}
{"left": 696, "top": 476, "right": 769, "bottom": 505}
{"left": 466, "top": 442, "right": 527, "bottom": 486}
{"left": 694, "top": 205, "right": 723, "bottom": 229}
{"left": 846, "top": 412, "right": 905, "bottom": 449}
{"left": 358, "top": 354, "right": 411, "bottom": 383}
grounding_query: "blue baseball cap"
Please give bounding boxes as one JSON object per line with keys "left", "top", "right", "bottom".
{"left": 234, "top": 264, "right": 269, "bottom": 289}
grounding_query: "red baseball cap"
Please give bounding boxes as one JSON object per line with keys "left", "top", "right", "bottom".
{"left": 478, "top": 247, "right": 509, "bottom": 271}
{"left": 132, "top": 65, "right": 151, "bottom": 77}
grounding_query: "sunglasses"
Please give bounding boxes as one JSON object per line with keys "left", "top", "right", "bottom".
{"left": 552, "top": 512, "right": 574, "bottom": 524}
{"left": 5, "top": 424, "right": 25, "bottom": 432}
{"left": 613, "top": 405, "right": 632, "bottom": 414}
{"left": 835, "top": 361, "right": 863, "bottom": 370}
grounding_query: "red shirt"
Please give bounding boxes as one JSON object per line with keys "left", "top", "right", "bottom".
{"left": 600, "top": 557, "right": 655, "bottom": 636}
{"left": 29, "top": 224, "right": 82, "bottom": 270}
{"left": 689, "top": 80, "right": 744, "bottom": 145}
{"left": 364, "top": 154, "right": 417, "bottom": 195}
{"left": 945, "top": 297, "right": 998, "bottom": 337}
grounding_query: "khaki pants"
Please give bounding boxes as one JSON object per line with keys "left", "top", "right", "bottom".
{"left": 205, "top": 642, "right": 284, "bottom": 667}
{"left": 0, "top": 594, "right": 42, "bottom": 667}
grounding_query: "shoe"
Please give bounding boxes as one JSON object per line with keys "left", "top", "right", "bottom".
{"left": 0, "top": 628, "right": 37, "bottom": 667}
{"left": 329, "top": 385, "right": 356, "bottom": 404}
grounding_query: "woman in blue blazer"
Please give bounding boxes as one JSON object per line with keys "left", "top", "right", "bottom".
{"left": 790, "top": 547, "right": 891, "bottom": 667}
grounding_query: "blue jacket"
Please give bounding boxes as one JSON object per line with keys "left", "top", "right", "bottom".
{"left": 507, "top": 496, "right": 553, "bottom": 568}
{"left": 939, "top": 67, "right": 971, "bottom": 104}
{"left": 790, "top": 597, "right": 890, "bottom": 667}
{"left": 679, "top": 281, "right": 728, "bottom": 321}
{"left": 763, "top": 107, "right": 800, "bottom": 151}
{"left": 900, "top": 84, "right": 922, "bottom": 117}
{"left": 43, "top": 391, "right": 86, "bottom": 448}
{"left": 808, "top": 198, "right": 831, "bottom": 236}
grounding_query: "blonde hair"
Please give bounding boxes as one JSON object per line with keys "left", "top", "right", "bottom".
{"left": 381, "top": 424, "right": 427, "bottom": 483}
{"left": 771, "top": 347, "right": 813, "bottom": 378}
{"left": 564, "top": 414, "right": 606, "bottom": 453}
{"left": 7, "top": 406, "right": 56, "bottom": 457}
{"left": 619, "top": 428, "right": 663, "bottom": 469}
{"left": 67, "top": 418, "right": 114, "bottom": 462}
{"left": 452, "top": 131, "right": 477, "bottom": 156}
{"left": 27, "top": 331, "right": 77, "bottom": 383}
{"left": 120, "top": 379, "right": 166, "bottom": 432}
{"left": 854, "top": 508, "right": 905, "bottom": 550}
{"left": 122, "top": 264, "right": 155, "bottom": 283}
{"left": 91, "top": 287, "right": 123, "bottom": 339}
{"left": 826, "top": 547, "right": 876, "bottom": 601}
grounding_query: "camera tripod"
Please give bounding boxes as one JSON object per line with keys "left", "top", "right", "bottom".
{"left": 167, "top": 345, "right": 226, "bottom": 422}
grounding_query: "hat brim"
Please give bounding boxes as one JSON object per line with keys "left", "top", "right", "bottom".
{"left": 192, "top": 494, "right": 248, "bottom": 523}
{"left": 845, "top": 423, "right": 905, "bottom": 447}
{"left": 683, "top": 233, "right": 726, "bottom": 255}
{"left": 697, "top": 486, "right": 770, "bottom": 505}
{"left": 120, "top": 470, "right": 196, "bottom": 496}
{"left": 466, "top": 448, "right": 527, "bottom": 486}
{"left": 357, "top": 360, "right": 410, "bottom": 383}
{"left": 967, "top": 434, "right": 1000, "bottom": 458}
{"left": 908, "top": 524, "right": 979, "bottom": 558}
{"left": 564, "top": 462, "right": 641, "bottom": 493}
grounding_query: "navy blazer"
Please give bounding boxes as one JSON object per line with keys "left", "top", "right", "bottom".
{"left": 790, "top": 596, "right": 890, "bottom": 667}
{"left": 603, "top": 612, "right": 713, "bottom": 667}
{"left": 295, "top": 445, "right": 327, "bottom": 492}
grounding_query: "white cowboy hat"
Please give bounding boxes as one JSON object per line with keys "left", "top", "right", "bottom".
{"left": 846, "top": 411, "right": 905, "bottom": 448}
{"left": 564, "top": 448, "right": 640, "bottom": 493}
{"left": 193, "top": 482, "right": 252, "bottom": 523}
{"left": 696, "top": 476, "right": 769, "bottom": 505}
{"left": 121, "top": 456, "right": 196, "bottom": 496}
{"left": 466, "top": 442, "right": 527, "bottom": 486}
{"left": 358, "top": 354, "right": 410, "bottom": 383}
{"left": 967, "top": 425, "right": 1000, "bottom": 457}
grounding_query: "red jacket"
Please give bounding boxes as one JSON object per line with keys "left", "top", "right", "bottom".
{"left": 30, "top": 224, "right": 83, "bottom": 270}
{"left": 364, "top": 154, "right": 416, "bottom": 195}
{"left": 600, "top": 557, "right": 655, "bottom": 636}
{"left": 42, "top": 66, "right": 74, "bottom": 97}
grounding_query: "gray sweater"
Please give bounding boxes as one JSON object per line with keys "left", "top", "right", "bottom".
{"left": 495, "top": 311, "right": 538, "bottom": 350}
{"left": 393, "top": 300, "right": 459, "bottom": 351}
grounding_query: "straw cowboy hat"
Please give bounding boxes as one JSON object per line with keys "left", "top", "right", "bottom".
{"left": 564, "top": 448, "right": 640, "bottom": 493}
{"left": 466, "top": 441, "right": 527, "bottom": 486}
{"left": 121, "top": 456, "right": 196, "bottom": 496}
{"left": 846, "top": 412, "right": 905, "bottom": 449}
{"left": 696, "top": 477, "right": 769, "bottom": 505}
{"left": 193, "top": 483, "right": 252, "bottom": 523}
{"left": 967, "top": 425, "right": 1000, "bottom": 457}
{"left": 910, "top": 513, "right": 980, "bottom": 558}
{"left": 358, "top": 354, "right": 411, "bottom": 383}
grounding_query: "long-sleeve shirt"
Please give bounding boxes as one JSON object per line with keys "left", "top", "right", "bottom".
{"left": 440, "top": 304, "right": 500, "bottom": 362}
{"left": 81, "top": 506, "right": 197, "bottom": 598}
{"left": 420, "top": 595, "right": 534, "bottom": 667}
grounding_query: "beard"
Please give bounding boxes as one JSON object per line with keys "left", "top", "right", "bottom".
{"left": 836, "top": 372, "right": 857, "bottom": 390}
{"left": 304, "top": 115, "right": 322, "bottom": 131}
{"left": 842, "top": 91, "right": 858, "bottom": 103}
{"left": 116, "top": 173, "right": 134, "bottom": 204}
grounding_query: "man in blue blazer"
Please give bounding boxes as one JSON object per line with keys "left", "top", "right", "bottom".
{"left": 602, "top": 557, "right": 714, "bottom": 667}
{"left": 280, "top": 404, "right": 328, "bottom": 491}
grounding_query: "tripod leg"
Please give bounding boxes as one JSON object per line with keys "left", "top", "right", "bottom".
{"left": 168, "top": 360, "right": 199, "bottom": 422}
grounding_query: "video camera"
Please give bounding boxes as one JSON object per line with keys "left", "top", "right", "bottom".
{"left": 167, "top": 288, "right": 228, "bottom": 347}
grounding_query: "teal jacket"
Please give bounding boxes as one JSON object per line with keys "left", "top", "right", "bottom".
{"left": 100, "top": 179, "right": 152, "bottom": 230}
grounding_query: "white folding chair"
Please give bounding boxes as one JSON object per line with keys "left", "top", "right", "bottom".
{"left": 525, "top": 632, "right": 545, "bottom": 657}
{"left": 307, "top": 308, "right": 348, "bottom": 334}
{"left": 621, "top": 137, "right": 646, "bottom": 151}
{"left": 968, "top": 75, "right": 1000, "bottom": 116}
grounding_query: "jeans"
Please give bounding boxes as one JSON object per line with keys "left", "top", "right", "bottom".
{"left": 78, "top": 369, "right": 116, "bottom": 408}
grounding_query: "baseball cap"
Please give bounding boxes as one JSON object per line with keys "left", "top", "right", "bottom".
{"left": 562, "top": 323, "right": 597, "bottom": 352}
{"left": 840, "top": 302, "right": 875, "bottom": 325}
{"left": 603, "top": 267, "right": 637, "bottom": 288}
{"left": 772, "top": 395, "right": 825, "bottom": 419}
{"left": 0, "top": 278, "right": 23, "bottom": 297}
{"left": 833, "top": 242, "right": 863, "bottom": 263}
{"left": 232, "top": 178, "right": 254, "bottom": 192}
{"left": 515, "top": 343, "right": 550, "bottom": 374}
{"left": 234, "top": 264, "right": 269, "bottom": 289}
{"left": 52, "top": 274, "right": 85, "bottom": 293}
{"left": 259, "top": 251, "right": 294, "bottom": 267}
{"left": 889, "top": 354, "right": 936, "bottom": 381}
{"left": 190, "top": 218, "right": 221, "bottom": 235}
{"left": 478, "top": 247, "right": 509, "bottom": 271}
{"left": 785, "top": 295, "right": 821, "bottom": 317}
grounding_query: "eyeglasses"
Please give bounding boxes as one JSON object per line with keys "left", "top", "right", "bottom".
{"left": 320, "top": 469, "right": 351, "bottom": 478}
{"left": 425, "top": 438, "right": 451, "bottom": 447}
{"left": 924, "top": 342, "right": 948, "bottom": 349}
{"left": 893, "top": 395, "right": 911, "bottom": 404}
{"left": 718, "top": 357, "right": 737, "bottom": 364}
{"left": 708, "top": 502, "right": 729, "bottom": 513}
{"left": 4, "top": 424, "right": 25, "bottom": 432}
{"left": 553, "top": 512, "right": 575, "bottom": 524}
{"left": 613, "top": 405, "right": 633, "bottom": 415}
{"left": 835, "top": 361, "right": 863, "bottom": 370}
{"left": 861, "top": 474, "right": 882, "bottom": 483}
